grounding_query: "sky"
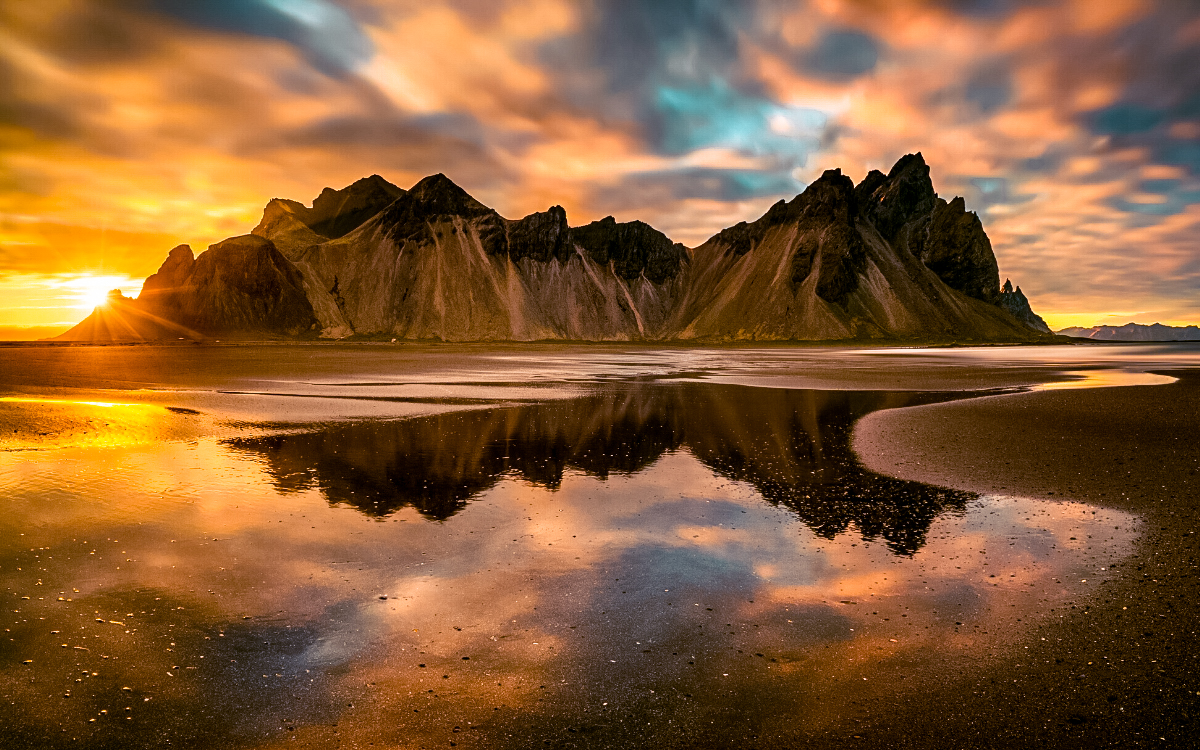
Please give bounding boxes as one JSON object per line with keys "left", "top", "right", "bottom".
{"left": 1, "top": 0, "right": 1198, "bottom": 336}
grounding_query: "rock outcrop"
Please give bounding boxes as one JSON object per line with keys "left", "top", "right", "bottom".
{"left": 58, "top": 155, "right": 1052, "bottom": 343}
{"left": 998, "top": 279, "right": 1052, "bottom": 334}
{"left": 136, "top": 235, "right": 316, "bottom": 336}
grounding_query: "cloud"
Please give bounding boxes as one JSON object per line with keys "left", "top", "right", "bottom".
{"left": 941, "top": 0, "right": 1051, "bottom": 18}
{"left": 574, "top": 0, "right": 752, "bottom": 94}
{"left": 538, "top": 0, "right": 812, "bottom": 202}
{"left": 591, "top": 166, "right": 802, "bottom": 210}
{"left": 1087, "top": 103, "right": 1166, "bottom": 135}
{"left": 799, "top": 29, "right": 881, "bottom": 81}
{"left": 651, "top": 79, "right": 826, "bottom": 158}
{"left": 1108, "top": 185, "right": 1200, "bottom": 217}
{"left": 147, "top": 0, "right": 374, "bottom": 76}
{"left": 964, "top": 64, "right": 1013, "bottom": 113}
{"left": 963, "top": 176, "right": 1036, "bottom": 211}
{"left": 1157, "top": 140, "right": 1200, "bottom": 174}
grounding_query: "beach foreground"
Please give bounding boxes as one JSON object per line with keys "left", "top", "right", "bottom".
{"left": 0, "top": 343, "right": 1196, "bottom": 748}
{"left": 853, "top": 367, "right": 1200, "bottom": 748}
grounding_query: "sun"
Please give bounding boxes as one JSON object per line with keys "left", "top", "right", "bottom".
{"left": 69, "top": 275, "right": 135, "bottom": 311}
{"left": 78, "top": 278, "right": 117, "bottom": 310}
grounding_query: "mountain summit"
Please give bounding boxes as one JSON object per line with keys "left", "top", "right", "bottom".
{"left": 58, "top": 156, "right": 1051, "bottom": 343}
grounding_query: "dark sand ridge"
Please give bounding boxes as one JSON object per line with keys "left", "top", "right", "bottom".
{"left": 853, "top": 369, "right": 1200, "bottom": 748}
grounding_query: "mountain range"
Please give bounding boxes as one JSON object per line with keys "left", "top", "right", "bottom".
{"left": 1057, "top": 323, "right": 1200, "bottom": 341}
{"left": 56, "top": 154, "right": 1051, "bottom": 343}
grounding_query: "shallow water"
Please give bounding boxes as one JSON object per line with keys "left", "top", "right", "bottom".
{"left": 0, "top": 377, "right": 1137, "bottom": 748}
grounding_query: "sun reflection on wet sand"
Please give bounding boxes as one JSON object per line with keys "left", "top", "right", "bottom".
{"left": 1032, "top": 369, "right": 1177, "bottom": 390}
{"left": 0, "top": 382, "right": 1139, "bottom": 748}
{"left": 0, "top": 397, "right": 179, "bottom": 451}
{"left": 0, "top": 397, "right": 147, "bottom": 408}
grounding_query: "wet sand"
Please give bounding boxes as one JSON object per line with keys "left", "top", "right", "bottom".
{"left": 853, "top": 368, "right": 1200, "bottom": 748}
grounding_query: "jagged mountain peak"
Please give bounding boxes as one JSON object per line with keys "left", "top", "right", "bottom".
{"left": 888, "top": 151, "right": 928, "bottom": 178}
{"left": 853, "top": 169, "right": 888, "bottom": 204}
{"left": 797, "top": 168, "right": 859, "bottom": 221}
{"left": 137, "top": 244, "right": 195, "bottom": 299}
{"left": 811, "top": 167, "right": 854, "bottom": 189}
{"left": 320, "top": 173, "right": 401, "bottom": 196}
{"left": 373, "top": 173, "right": 502, "bottom": 252}
{"left": 310, "top": 174, "right": 402, "bottom": 208}
{"left": 576, "top": 215, "right": 669, "bottom": 236}
{"left": 138, "top": 233, "right": 315, "bottom": 337}
{"left": 866, "top": 153, "right": 937, "bottom": 242}
{"left": 404, "top": 173, "right": 492, "bottom": 215}
{"left": 998, "top": 282, "right": 1051, "bottom": 333}
{"left": 704, "top": 168, "right": 857, "bottom": 257}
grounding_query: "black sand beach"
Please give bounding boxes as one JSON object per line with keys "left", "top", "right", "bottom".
{"left": 854, "top": 369, "right": 1200, "bottom": 748}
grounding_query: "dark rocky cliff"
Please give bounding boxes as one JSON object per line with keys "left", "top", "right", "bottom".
{"left": 506, "top": 206, "right": 572, "bottom": 265}
{"left": 705, "top": 168, "right": 867, "bottom": 306}
{"left": 859, "top": 154, "right": 1000, "bottom": 303}
{"left": 569, "top": 216, "right": 687, "bottom": 284}
{"left": 60, "top": 155, "right": 1051, "bottom": 343}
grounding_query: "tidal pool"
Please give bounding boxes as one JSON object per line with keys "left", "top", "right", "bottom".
{"left": 0, "top": 382, "right": 1136, "bottom": 748}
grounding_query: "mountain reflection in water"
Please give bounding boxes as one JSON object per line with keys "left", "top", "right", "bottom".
{"left": 230, "top": 384, "right": 977, "bottom": 555}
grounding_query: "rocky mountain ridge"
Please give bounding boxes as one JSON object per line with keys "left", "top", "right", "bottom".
{"left": 1057, "top": 322, "right": 1200, "bottom": 341}
{"left": 57, "top": 154, "right": 1051, "bottom": 343}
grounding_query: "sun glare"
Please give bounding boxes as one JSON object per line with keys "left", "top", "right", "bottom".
{"left": 80, "top": 282, "right": 113, "bottom": 310}
{"left": 65, "top": 274, "right": 135, "bottom": 311}
{"left": 56, "top": 273, "right": 138, "bottom": 312}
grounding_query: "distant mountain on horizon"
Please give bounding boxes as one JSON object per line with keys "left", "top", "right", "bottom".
{"left": 55, "top": 154, "right": 1052, "bottom": 344}
{"left": 1057, "top": 322, "right": 1200, "bottom": 341}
